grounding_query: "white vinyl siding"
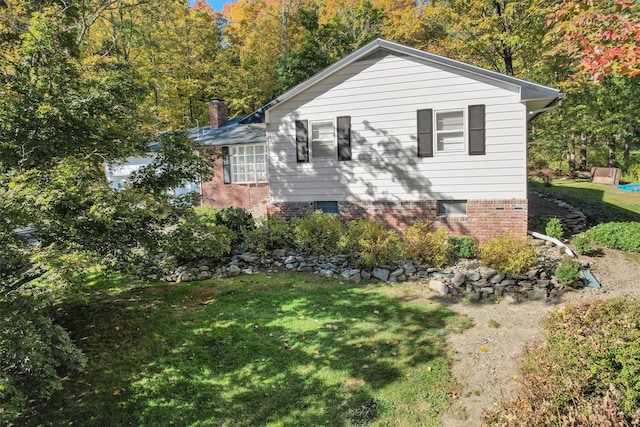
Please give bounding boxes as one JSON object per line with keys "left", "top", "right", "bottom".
{"left": 231, "top": 144, "right": 267, "bottom": 184}
{"left": 435, "top": 110, "right": 464, "bottom": 153}
{"left": 311, "top": 121, "right": 334, "bottom": 159}
{"left": 267, "top": 53, "right": 528, "bottom": 203}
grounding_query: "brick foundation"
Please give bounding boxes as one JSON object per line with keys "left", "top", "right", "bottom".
{"left": 267, "top": 199, "right": 528, "bottom": 242}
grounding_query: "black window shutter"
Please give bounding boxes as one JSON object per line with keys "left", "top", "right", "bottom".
{"left": 469, "top": 104, "right": 486, "bottom": 156}
{"left": 417, "top": 109, "right": 433, "bottom": 157}
{"left": 222, "top": 147, "right": 231, "bottom": 184}
{"left": 337, "top": 116, "right": 351, "bottom": 161}
{"left": 295, "top": 120, "right": 309, "bottom": 163}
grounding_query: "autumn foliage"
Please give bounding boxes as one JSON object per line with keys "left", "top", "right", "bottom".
{"left": 549, "top": 0, "right": 640, "bottom": 81}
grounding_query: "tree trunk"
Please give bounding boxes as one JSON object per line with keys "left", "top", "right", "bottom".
{"left": 608, "top": 135, "right": 616, "bottom": 168}
{"left": 493, "top": 0, "right": 515, "bottom": 76}
{"left": 502, "top": 47, "right": 514, "bottom": 76}
{"left": 567, "top": 135, "right": 576, "bottom": 173}
{"left": 579, "top": 133, "right": 587, "bottom": 171}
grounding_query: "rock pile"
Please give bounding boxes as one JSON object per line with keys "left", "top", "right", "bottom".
{"left": 531, "top": 190, "right": 587, "bottom": 235}
{"left": 154, "top": 238, "right": 585, "bottom": 301}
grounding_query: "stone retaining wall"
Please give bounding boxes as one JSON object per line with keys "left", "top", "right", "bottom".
{"left": 152, "top": 239, "right": 585, "bottom": 302}
{"left": 531, "top": 191, "right": 587, "bottom": 235}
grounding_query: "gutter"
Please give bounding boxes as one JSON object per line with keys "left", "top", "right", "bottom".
{"left": 527, "top": 93, "right": 566, "bottom": 121}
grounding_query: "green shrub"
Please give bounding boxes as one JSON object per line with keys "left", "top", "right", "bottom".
{"left": 403, "top": 221, "right": 449, "bottom": 267}
{"left": 584, "top": 222, "right": 640, "bottom": 253}
{"left": 341, "top": 219, "right": 404, "bottom": 269}
{"left": 1, "top": 295, "right": 87, "bottom": 425}
{"left": 164, "top": 217, "right": 233, "bottom": 263}
{"left": 572, "top": 233, "right": 595, "bottom": 255}
{"left": 194, "top": 204, "right": 218, "bottom": 228}
{"left": 293, "top": 211, "right": 344, "bottom": 256}
{"left": 448, "top": 236, "right": 479, "bottom": 260}
{"left": 544, "top": 217, "right": 564, "bottom": 240}
{"left": 213, "top": 207, "right": 255, "bottom": 243}
{"left": 554, "top": 255, "right": 581, "bottom": 285}
{"left": 244, "top": 217, "right": 296, "bottom": 256}
{"left": 486, "top": 298, "right": 640, "bottom": 425}
{"left": 479, "top": 232, "right": 537, "bottom": 275}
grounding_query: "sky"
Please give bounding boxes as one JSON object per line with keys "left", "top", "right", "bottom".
{"left": 191, "top": 0, "right": 235, "bottom": 13}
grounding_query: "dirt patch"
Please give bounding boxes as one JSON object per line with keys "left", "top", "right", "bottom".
{"left": 439, "top": 249, "right": 640, "bottom": 426}
{"left": 438, "top": 192, "right": 640, "bottom": 424}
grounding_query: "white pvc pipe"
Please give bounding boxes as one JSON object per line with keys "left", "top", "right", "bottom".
{"left": 528, "top": 231, "right": 576, "bottom": 258}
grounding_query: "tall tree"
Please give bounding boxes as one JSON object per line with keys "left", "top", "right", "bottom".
{"left": 0, "top": 2, "right": 215, "bottom": 421}
{"left": 549, "top": 0, "right": 640, "bottom": 82}
{"left": 86, "top": 0, "right": 224, "bottom": 128}
{"left": 380, "top": 0, "right": 452, "bottom": 53}
{"left": 530, "top": 1, "right": 640, "bottom": 173}
{"left": 435, "top": 0, "right": 554, "bottom": 78}
{"left": 221, "top": 0, "right": 311, "bottom": 113}
{"left": 274, "top": 0, "right": 384, "bottom": 94}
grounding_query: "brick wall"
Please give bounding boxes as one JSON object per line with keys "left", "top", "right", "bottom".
{"left": 201, "top": 155, "right": 269, "bottom": 217}
{"left": 267, "top": 199, "right": 528, "bottom": 242}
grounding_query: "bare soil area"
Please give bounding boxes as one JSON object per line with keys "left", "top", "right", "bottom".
{"left": 438, "top": 193, "right": 640, "bottom": 426}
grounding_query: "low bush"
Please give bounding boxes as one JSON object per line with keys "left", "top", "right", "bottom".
{"left": 403, "top": 221, "right": 449, "bottom": 267}
{"left": 244, "top": 217, "right": 296, "bottom": 256}
{"left": 293, "top": 211, "right": 344, "bottom": 256}
{"left": 480, "top": 232, "right": 537, "bottom": 275}
{"left": 213, "top": 207, "right": 255, "bottom": 243}
{"left": 554, "top": 256, "right": 580, "bottom": 285}
{"left": 341, "top": 219, "right": 404, "bottom": 269}
{"left": 194, "top": 204, "right": 218, "bottom": 228}
{"left": 584, "top": 222, "right": 640, "bottom": 253}
{"left": 544, "top": 217, "right": 564, "bottom": 240}
{"left": 486, "top": 298, "right": 640, "bottom": 425}
{"left": 448, "top": 236, "right": 479, "bottom": 260}
{"left": 164, "top": 217, "right": 233, "bottom": 263}
{"left": 571, "top": 233, "right": 595, "bottom": 256}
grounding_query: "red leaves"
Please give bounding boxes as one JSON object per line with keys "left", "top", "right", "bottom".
{"left": 550, "top": 0, "right": 640, "bottom": 81}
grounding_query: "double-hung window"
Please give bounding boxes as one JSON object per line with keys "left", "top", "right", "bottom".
{"left": 311, "top": 121, "right": 335, "bottom": 159}
{"left": 229, "top": 144, "right": 267, "bottom": 184}
{"left": 296, "top": 117, "right": 351, "bottom": 162}
{"left": 435, "top": 110, "right": 465, "bottom": 153}
{"left": 417, "top": 105, "right": 485, "bottom": 157}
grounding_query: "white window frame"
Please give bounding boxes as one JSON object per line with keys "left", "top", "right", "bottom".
{"left": 310, "top": 121, "right": 335, "bottom": 159}
{"left": 230, "top": 144, "right": 268, "bottom": 184}
{"left": 435, "top": 109, "right": 465, "bottom": 153}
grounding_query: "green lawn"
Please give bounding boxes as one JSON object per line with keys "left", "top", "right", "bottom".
{"left": 33, "top": 274, "right": 471, "bottom": 426}
{"left": 530, "top": 179, "right": 640, "bottom": 225}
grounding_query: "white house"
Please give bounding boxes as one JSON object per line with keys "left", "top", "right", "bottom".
{"left": 255, "top": 39, "right": 562, "bottom": 241}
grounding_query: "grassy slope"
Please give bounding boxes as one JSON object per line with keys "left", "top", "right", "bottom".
{"left": 531, "top": 179, "right": 640, "bottom": 225}
{"left": 34, "top": 274, "right": 471, "bottom": 427}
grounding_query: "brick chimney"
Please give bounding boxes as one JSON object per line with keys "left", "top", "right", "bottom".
{"left": 209, "top": 97, "right": 229, "bottom": 129}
